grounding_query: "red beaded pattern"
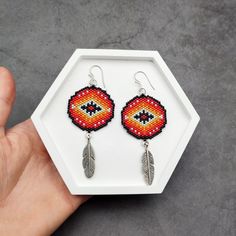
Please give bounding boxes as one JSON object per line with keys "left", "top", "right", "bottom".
{"left": 68, "top": 86, "right": 114, "bottom": 132}
{"left": 121, "top": 94, "right": 167, "bottom": 140}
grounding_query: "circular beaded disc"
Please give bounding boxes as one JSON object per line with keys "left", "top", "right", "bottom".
{"left": 121, "top": 94, "right": 167, "bottom": 140}
{"left": 68, "top": 86, "right": 115, "bottom": 132}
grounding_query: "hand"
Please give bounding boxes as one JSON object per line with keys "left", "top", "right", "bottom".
{"left": 0, "top": 67, "right": 89, "bottom": 236}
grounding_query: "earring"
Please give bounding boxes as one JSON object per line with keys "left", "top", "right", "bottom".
{"left": 121, "top": 71, "right": 167, "bottom": 185}
{"left": 67, "top": 65, "right": 115, "bottom": 178}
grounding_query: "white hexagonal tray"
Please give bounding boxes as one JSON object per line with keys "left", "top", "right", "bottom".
{"left": 31, "top": 49, "right": 200, "bottom": 195}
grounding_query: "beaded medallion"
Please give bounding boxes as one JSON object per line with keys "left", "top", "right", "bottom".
{"left": 68, "top": 86, "right": 115, "bottom": 132}
{"left": 121, "top": 94, "right": 167, "bottom": 140}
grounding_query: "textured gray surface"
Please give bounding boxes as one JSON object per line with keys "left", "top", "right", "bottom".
{"left": 0, "top": 0, "right": 236, "bottom": 235}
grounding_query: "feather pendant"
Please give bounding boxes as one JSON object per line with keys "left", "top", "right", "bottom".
{"left": 142, "top": 149, "right": 154, "bottom": 185}
{"left": 82, "top": 139, "right": 95, "bottom": 178}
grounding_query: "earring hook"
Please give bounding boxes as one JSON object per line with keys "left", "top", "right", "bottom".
{"left": 89, "top": 65, "right": 106, "bottom": 88}
{"left": 134, "top": 71, "right": 155, "bottom": 95}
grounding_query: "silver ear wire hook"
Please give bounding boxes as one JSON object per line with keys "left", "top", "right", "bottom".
{"left": 134, "top": 71, "right": 155, "bottom": 95}
{"left": 89, "top": 65, "right": 106, "bottom": 88}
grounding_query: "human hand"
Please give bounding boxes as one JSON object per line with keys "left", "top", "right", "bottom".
{"left": 0, "top": 67, "right": 89, "bottom": 236}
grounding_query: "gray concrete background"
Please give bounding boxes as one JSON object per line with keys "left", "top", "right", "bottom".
{"left": 0, "top": 0, "right": 235, "bottom": 235}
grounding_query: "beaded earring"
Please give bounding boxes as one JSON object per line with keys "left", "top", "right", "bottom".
{"left": 68, "top": 65, "right": 115, "bottom": 178}
{"left": 121, "top": 71, "right": 167, "bottom": 185}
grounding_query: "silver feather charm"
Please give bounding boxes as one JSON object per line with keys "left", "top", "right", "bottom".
{"left": 82, "top": 135, "right": 95, "bottom": 178}
{"left": 142, "top": 141, "right": 154, "bottom": 185}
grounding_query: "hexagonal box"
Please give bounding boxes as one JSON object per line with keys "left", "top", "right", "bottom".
{"left": 31, "top": 49, "right": 200, "bottom": 194}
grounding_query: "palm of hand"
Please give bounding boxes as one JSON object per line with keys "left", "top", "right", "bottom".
{"left": 0, "top": 68, "right": 88, "bottom": 235}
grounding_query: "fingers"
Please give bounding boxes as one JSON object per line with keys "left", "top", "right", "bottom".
{"left": 0, "top": 67, "right": 15, "bottom": 136}
{"left": 69, "top": 195, "right": 91, "bottom": 211}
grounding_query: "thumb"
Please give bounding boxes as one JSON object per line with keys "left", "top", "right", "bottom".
{"left": 0, "top": 67, "right": 15, "bottom": 137}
